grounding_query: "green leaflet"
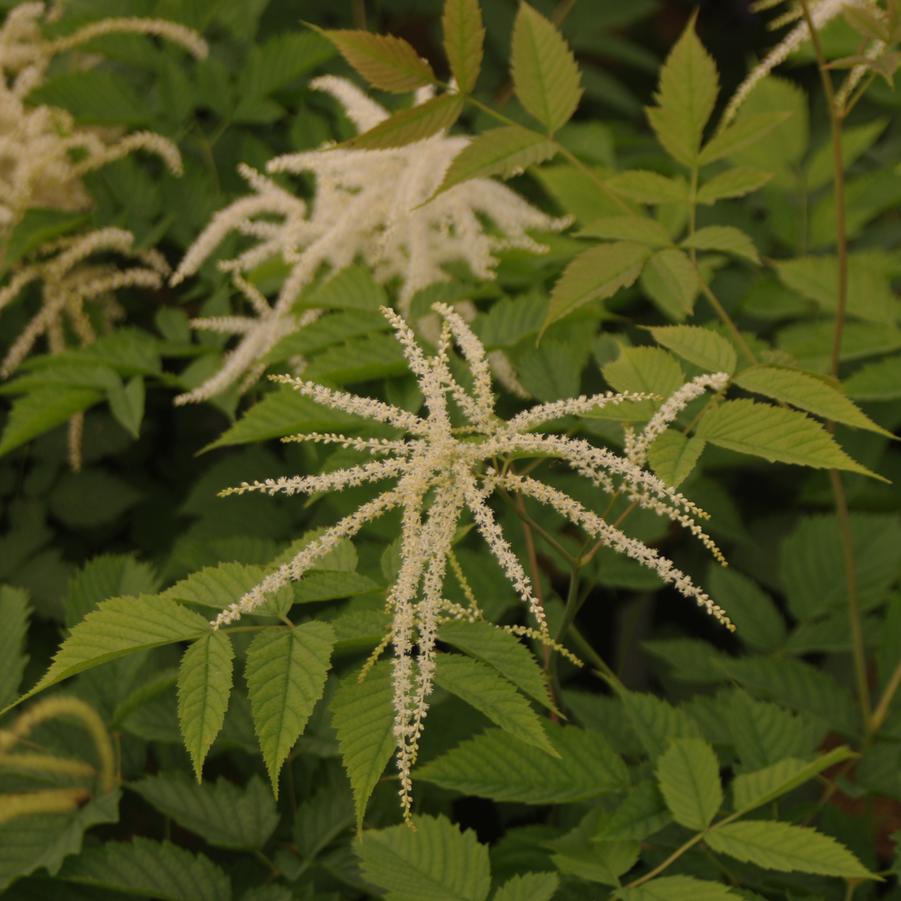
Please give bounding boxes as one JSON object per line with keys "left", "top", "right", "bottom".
{"left": 65, "top": 554, "right": 159, "bottom": 628}
{"left": 433, "top": 126, "right": 557, "bottom": 198}
{"left": 694, "top": 399, "right": 881, "bottom": 479}
{"left": 682, "top": 225, "right": 759, "bottom": 263}
{"left": 295, "top": 265, "right": 388, "bottom": 312}
{"left": 733, "top": 365, "right": 893, "bottom": 437}
{"left": 646, "top": 17, "right": 718, "bottom": 167}
{"left": 655, "top": 738, "right": 722, "bottom": 829}
{"left": 59, "top": 836, "right": 232, "bottom": 901}
{"left": 696, "top": 167, "right": 772, "bottom": 204}
{"left": 0, "top": 585, "right": 30, "bottom": 709}
{"left": 177, "top": 631, "right": 234, "bottom": 780}
{"left": 245, "top": 623, "right": 335, "bottom": 794}
{"left": 442, "top": 0, "right": 484, "bottom": 94}
{"left": 344, "top": 94, "right": 464, "bottom": 150}
{"left": 317, "top": 29, "right": 435, "bottom": 92}
{"left": 706, "top": 567, "right": 786, "bottom": 653}
{"left": 648, "top": 325, "right": 737, "bottom": 375}
{"left": 596, "top": 781, "right": 671, "bottom": 842}
{"left": 356, "top": 814, "right": 490, "bottom": 901}
{"left": 415, "top": 725, "right": 628, "bottom": 803}
{"left": 493, "top": 872, "right": 559, "bottom": 901}
{"left": 617, "top": 688, "right": 701, "bottom": 760}
{"left": 640, "top": 248, "right": 698, "bottom": 320}
{"left": 437, "top": 620, "right": 554, "bottom": 710}
{"left": 698, "top": 111, "right": 792, "bottom": 166}
{"left": 302, "top": 332, "right": 408, "bottom": 384}
{"left": 433, "top": 653, "right": 557, "bottom": 756}
{"left": 0, "top": 387, "right": 103, "bottom": 458}
{"left": 130, "top": 773, "right": 278, "bottom": 849}
{"left": 579, "top": 216, "right": 671, "bottom": 247}
{"left": 3, "top": 596, "right": 209, "bottom": 715}
{"left": 511, "top": 3, "right": 582, "bottom": 134}
{"left": 543, "top": 242, "right": 649, "bottom": 332}
{"left": 330, "top": 659, "right": 395, "bottom": 831}
{"left": 607, "top": 170, "right": 689, "bottom": 205}
{"left": 203, "top": 387, "right": 358, "bottom": 451}
{"left": 731, "top": 747, "right": 855, "bottom": 814}
{"left": 648, "top": 430, "right": 705, "bottom": 487}
{"left": 0, "top": 790, "right": 121, "bottom": 894}
{"left": 603, "top": 346, "right": 685, "bottom": 398}
{"left": 844, "top": 354, "right": 901, "bottom": 401}
{"left": 705, "top": 821, "right": 874, "bottom": 879}
{"left": 618, "top": 875, "right": 742, "bottom": 900}
{"left": 264, "top": 309, "right": 389, "bottom": 365}
{"left": 106, "top": 376, "right": 145, "bottom": 438}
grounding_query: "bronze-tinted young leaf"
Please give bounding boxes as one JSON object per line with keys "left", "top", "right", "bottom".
{"left": 344, "top": 93, "right": 463, "bottom": 150}
{"left": 442, "top": 0, "right": 484, "bottom": 94}
{"left": 511, "top": 2, "right": 582, "bottom": 133}
{"left": 318, "top": 29, "right": 435, "bottom": 92}
{"left": 432, "top": 125, "right": 556, "bottom": 198}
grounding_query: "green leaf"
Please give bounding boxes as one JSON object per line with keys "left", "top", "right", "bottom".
{"left": 733, "top": 365, "right": 892, "bottom": 436}
{"left": 344, "top": 94, "right": 464, "bottom": 150}
{"left": 204, "top": 387, "right": 357, "bottom": 451}
{"left": 648, "top": 430, "right": 705, "bottom": 487}
{"left": 442, "top": 0, "right": 484, "bottom": 94}
{"left": 434, "top": 653, "right": 556, "bottom": 756}
{"left": 303, "top": 333, "right": 407, "bottom": 384}
{"left": 682, "top": 225, "right": 758, "bottom": 263}
{"left": 579, "top": 216, "right": 671, "bottom": 247}
{"left": 543, "top": 242, "right": 650, "bottom": 332}
{"left": 106, "top": 376, "right": 145, "bottom": 439}
{"left": 331, "top": 660, "right": 395, "bottom": 831}
{"left": 438, "top": 620, "right": 553, "bottom": 710}
{"left": 696, "top": 167, "right": 772, "bottom": 204}
{"left": 130, "top": 773, "right": 278, "bottom": 849}
{"left": 511, "top": 2, "right": 582, "bottom": 133}
{"left": 694, "top": 399, "right": 879, "bottom": 479}
{"left": 66, "top": 554, "right": 159, "bottom": 628}
{"left": 731, "top": 747, "right": 855, "bottom": 814}
{"left": 640, "top": 248, "right": 698, "bottom": 320}
{"left": 296, "top": 264, "right": 388, "bottom": 312}
{"left": 0, "top": 586, "right": 30, "bottom": 709}
{"left": 434, "top": 126, "right": 557, "bottom": 198}
{"left": 806, "top": 119, "right": 887, "bottom": 192}
{"left": 292, "top": 768, "right": 354, "bottom": 862}
{"left": 596, "top": 781, "right": 671, "bottom": 842}
{"left": 844, "top": 354, "right": 901, "bottom": 401}
{"left": 706, "top": 568, "right": 785, "bottom": 652}
{"left": 162, "top": 562, "right": 290, "bottom": 613}
{"left": 1, "top": 208, "right": 87, "bottom": 270}
{"left": 698, "top": 111, "right": 792, "bottom": 166}
{"left": 60, "top": 837, "right": 232, "bottom": 901}
{"left": 245, "top": 623, "right": 334, "bottom": 794}
{"left": 0, "top": 790, "right": 120, "bottom": 894}
{"left": 648, "top": 325, "right": 737, "bottom": 375}
{"left": 241, "top": 32, "right": 335, "bottom": 98}
{"left": 30, "top": 70, "right": 147, "bottom": 125}
{"left": 618, "top": 876, "right": 741, "bottom": 900}
{"left": 515, "top": 339, "right": 581, "bottom": 401}
{"left": 266, "top": 311, "right": 389, "bottom": 365}
{"left": 318, "top": 29, "right": 435, "bottom": 92}
{"left": 356, "top": 814, "right": 490, "bottom": 901}
{"left": 178, "top": 631, "right": 234, "bottom": 780}
{"left": 415, "top": 725, "right": 628, "bottom": 803}
{"left": 706, "top": 821, "right": 874, "bottom": 879}
{"left": 493, "top": 872, "right": 559, "bottom": 901}
{"left": 646, "top": 16, "right": 719, "bottom": 166}
{"left": 49, "top": 469, "right": 142, "bottom": 529}
{"left": 6, "top": 597, "right": 209, "bottom": 713}
{"left": 655, "top": 738, "right": 722, "bottom": 829}
{"left": 0, "top": 387, "right": 102, "bottom": 457}
{"left": 607, "top": 170, "right": 689, "bottom": 205}
{"left": 603, "top": 346, "right": 685, "bottom": 401}
{"left": 617, "top": 688, "right": 701, "bottom": 760}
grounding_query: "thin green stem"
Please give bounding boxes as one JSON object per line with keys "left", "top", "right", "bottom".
{"left": 868, "top": 653, "right": 901, "bottom": 737}
{"left": 623, "top": 831, "right": 708, "bottom": 889}
{"left": 695, "top": 271, "right": 758, "bottom": 365}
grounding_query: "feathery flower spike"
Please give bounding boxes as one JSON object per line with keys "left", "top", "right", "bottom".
{"left": 170, "top": 76, "right": 569, "bottom": 404}
{"left": 209, "top": 304, "right": 732, "bottom": 819}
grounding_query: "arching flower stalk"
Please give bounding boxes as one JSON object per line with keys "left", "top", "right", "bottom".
{"left": 170, "top": 75, "right": 569, "bottom": 405}
{"left": 0, "top": 228, "right": 169, "bottom": 468}
{"left": 722, "top": 0, "right": 878, "bottom": 124}
{"left": 210, "top": 304, "right": 733, "bottom": 820}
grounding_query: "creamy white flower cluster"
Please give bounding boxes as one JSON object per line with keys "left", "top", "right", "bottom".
{"left": 723, "top": 0, "right": 877, "bottom": 123}
{"left": 0, "top": 2, "right": 206, "bottom": 239}
{"left": 170, "top": 75, "right": 569, "bottom": 405}
{"left": 211, "top": 303, "right": 732, "bottom": 818}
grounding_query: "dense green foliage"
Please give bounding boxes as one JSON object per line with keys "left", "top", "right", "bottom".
{"left": 1, "top": 0, "right": 899, "bottom": 898}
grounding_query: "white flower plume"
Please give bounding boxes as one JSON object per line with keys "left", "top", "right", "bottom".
{"left": 169, "top": 76, "right": 570, "bottom": 405}
{"left": 210, "top": 304, "right": 733, "bottom": 819}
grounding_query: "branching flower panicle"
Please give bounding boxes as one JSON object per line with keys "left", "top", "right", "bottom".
{"left": 170, "top": 76, "right": 569, "bottom": 405}
{"left": 211, "top": 304, "right": 733, "bottom": 819}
